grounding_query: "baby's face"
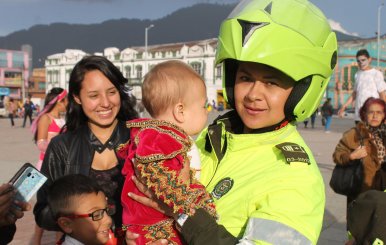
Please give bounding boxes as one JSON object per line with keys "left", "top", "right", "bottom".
{"left": 68, "top": 192, "right": 113, "bottom": 245}
{"left": 182, "top": 80, "right": 208, "bottom": 136}
{"left": 234, "top": 61, "right": 294, "bottom": 133}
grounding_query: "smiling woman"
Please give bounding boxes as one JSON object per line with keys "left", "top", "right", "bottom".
{"left": 33, "top": 55, "right": 138, "bottom": 244}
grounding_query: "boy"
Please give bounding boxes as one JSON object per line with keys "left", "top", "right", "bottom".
{"left": 338, "top": 49, "right": 386, "bottom": 123}
{"left": 118, "top": 60, "right": 216, "bottom": 244}
{"left": 47, "top": 174, "right": 114, "bottom": 245}
{"left": 126, "top": 0, "right": 338, "bottom": 244}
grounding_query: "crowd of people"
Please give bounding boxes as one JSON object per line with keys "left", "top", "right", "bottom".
{"left": 1, "top": 0, "right": 386, "bottom": 244}
{"left": 3, "top": 95, "right": 41, "bottom": 128}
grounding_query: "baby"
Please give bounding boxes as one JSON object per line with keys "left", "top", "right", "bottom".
{"left": 118, "top": 60, "right": 216, "bottom": 244}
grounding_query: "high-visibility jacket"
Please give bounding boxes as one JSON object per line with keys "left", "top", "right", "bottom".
{"left": 195, "top": 112, "right": 325, "bottom": 244}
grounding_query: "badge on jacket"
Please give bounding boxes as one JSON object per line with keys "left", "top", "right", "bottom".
{"left": 275, "top": 142, "right": 310, "bottom": 165}
{"left": 211, "top": 177, "right": 234, "bottom": 199}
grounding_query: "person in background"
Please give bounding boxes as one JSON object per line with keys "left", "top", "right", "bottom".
{"left": 126, "top": 0, "right": 337, "bottom": 244}
{"left": 333, "top": 97, "right": 386, "bottom": 245}
{"left": 0, "top": 183, "right": 31, "bottom": 245}
{"left": 5, "top": 98, "right": 16, "bottom": 127}
{"left": 347, "top": 190, "right": 386, "bottom": 244}
{"left": 22, "top": 96, "right": 34, "bottom": 128}
{"left": 321, "top": 98, "right": 333, "bottom": 133}
{"left": 310, "top": 109, "right": 318, "bottom": 129}
{"left": 30, "top": 87, "right": 68, "bottom": 245}
{"left": 33, "top": 55, "right": 138, "bottom": 244}
{"left": 47, "top": 174, "right": 114, "bottom": 245}
{"left": 303, "top": 119, "right": 309, "bottom": 128}
{"left": 338, "top": 49, "right": 386, "bottom": 124}
{"left": 118, "top": 60, "right": 216, "bottom": 245}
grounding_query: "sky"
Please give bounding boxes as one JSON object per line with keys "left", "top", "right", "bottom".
{"left": 0, "top": 0, "right": 385, "bottom": 38}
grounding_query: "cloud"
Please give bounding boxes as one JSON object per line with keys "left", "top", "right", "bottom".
{"left": 328, "top": 19, "right": 359, "bottom": 37}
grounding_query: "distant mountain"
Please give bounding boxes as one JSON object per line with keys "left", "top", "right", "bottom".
{"left": 335, "top": 32, "right": 362, "bottom": 42}
{"left": 0, "top": 3, "right": 234, "bottom": 68}
{"left": 0, "top": 3, "right": 361, "bottom": 68}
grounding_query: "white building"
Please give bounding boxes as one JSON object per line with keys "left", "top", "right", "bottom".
{"left": 45, "top": 38, "right": 224, "bottom": 105}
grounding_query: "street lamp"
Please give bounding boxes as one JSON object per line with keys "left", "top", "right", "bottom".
{"left": 377, "top": 3, "right": 384, "bottom": 68}
{"left": 144, "top": 24, "right": 154, "bottom": 76}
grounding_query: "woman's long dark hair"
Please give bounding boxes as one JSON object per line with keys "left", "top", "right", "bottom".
{"left": 34, "top": 87, "right": 64, "bottom": 142}
{"left": 64, "top": 55, "right": 138, "bottom": 132}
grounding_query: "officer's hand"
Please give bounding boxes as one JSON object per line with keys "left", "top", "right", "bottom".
{"left": 128, "top": 176, "right": 175, "bottom": 218}
{"left": 125, "top": 230, "right": 168, "bottom": 245}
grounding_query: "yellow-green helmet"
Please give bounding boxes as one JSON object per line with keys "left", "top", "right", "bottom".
{"left": 216, "top": 0, "right": 337, "bottom": 122}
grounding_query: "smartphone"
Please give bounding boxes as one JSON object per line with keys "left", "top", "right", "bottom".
{"left": 9, "top": 163, "right": 47, "bottom": 202}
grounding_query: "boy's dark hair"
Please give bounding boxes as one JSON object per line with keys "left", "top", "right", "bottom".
{"left": 356, "top": 49, "right": 370, "bottom": 58}
{"left": 47, "top": 174, "right": 103, "bottom": 220}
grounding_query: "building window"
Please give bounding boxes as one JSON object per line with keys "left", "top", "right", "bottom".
{"left": 125, "top": 66, "right": 131, "bottom": 79}
{"left": 12, "top": 53, "right": 24, "bottom": 68}
{"left": 216, "top": 65, "right": 222, "bottom": 78}
{"left": 47, "top": 71, "right": 52, "bottom": 84}
{"left": 38, "top": 82, "right": 45, "bottom": 90}
{"left": 65, "top": 69, "right": 72, "bottom": 84}
{"left": 136, "top": 66, "right": 142, "bottom": 79}
{"left": 350, "top": 66, "right": 358, "bottom": 88}
{"left": 4, "top": 71, "right": 22, "bottom": 78}
{"left": 0, "top": 51, "right": 7, "bottom": 67}
{"left": 190, "top": 62, "right": 202, "bottom": 76}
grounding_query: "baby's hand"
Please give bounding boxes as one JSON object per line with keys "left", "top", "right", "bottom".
{"left": 179, "top": 162, "right": 191, "bottom": 184}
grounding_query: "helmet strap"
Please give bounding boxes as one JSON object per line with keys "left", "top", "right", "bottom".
{"left": 224, "top": 59, "right": 239, "bottom": 109}
{"left": 284, "top": 76, "right": 312, "bottom": 121}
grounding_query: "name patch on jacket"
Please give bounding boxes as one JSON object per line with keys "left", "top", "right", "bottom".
{"left": 275, "top": 142, "right": 310, "bottom": 165}
{"left": 211, "top": 177, "right": 234, "bottom": 199}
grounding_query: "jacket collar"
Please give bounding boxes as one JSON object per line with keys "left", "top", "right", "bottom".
{"left": 85, "top": 121, "right": 127, "bottom": 153}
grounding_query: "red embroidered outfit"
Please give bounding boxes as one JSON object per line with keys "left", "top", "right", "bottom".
{"left": 118, "top": 119, "right": 216, "bottom": 245}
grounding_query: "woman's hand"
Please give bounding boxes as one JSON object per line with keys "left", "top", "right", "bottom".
{"left": 349, "top": 145, "right": 368, "bottom": 160}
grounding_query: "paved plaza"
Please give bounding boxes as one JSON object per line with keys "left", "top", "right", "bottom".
{"left": 0, "top": 113, "right": 354, "bottom": 244}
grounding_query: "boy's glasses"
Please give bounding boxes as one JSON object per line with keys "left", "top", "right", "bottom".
{"left": 62, "top": 206, "right": 115, "bottom": 221}
{"left": 356, "top": 58, "right": 367, "bottom": 63}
